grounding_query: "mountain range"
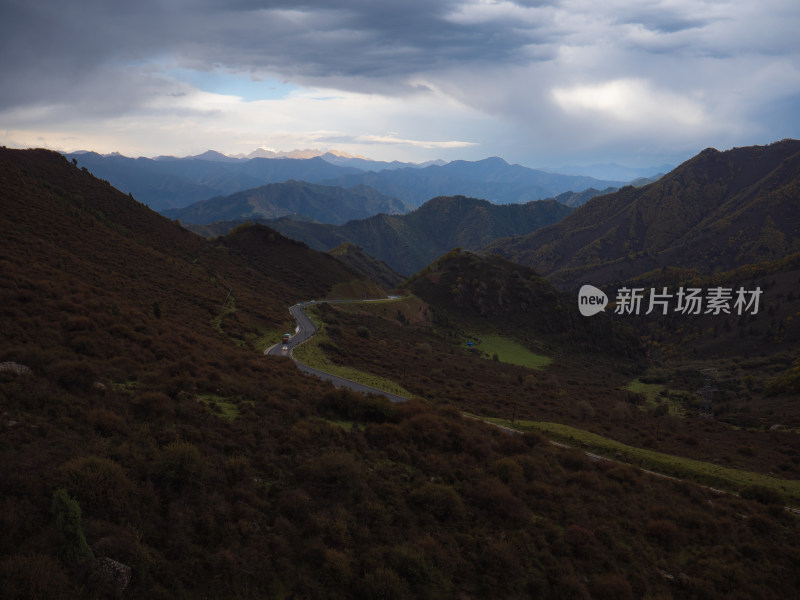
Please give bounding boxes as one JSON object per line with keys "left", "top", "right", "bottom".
{"left": 190, "top": 195, "right": 572, "bottom": 277}
{"left": 321, "top": 157, "right": 626, "bottom": 207}
{"left": 66, "top": 152, "right": 364, "bottom": 211}
{"left": 488, "top": 139, "right": 800, "bottom": 290}
{"left": 67, "top": 151, "right": 628, "bottom": 213}
{"left": 162, "top": 180, "right": 409, "bottom": 226}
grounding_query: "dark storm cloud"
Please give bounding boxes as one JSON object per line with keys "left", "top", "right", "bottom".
{"left": 0, "top": 0, "right": 544, "bottom": 111}
{"left": 2, "top": 0, "right": 798, "bottom": 164}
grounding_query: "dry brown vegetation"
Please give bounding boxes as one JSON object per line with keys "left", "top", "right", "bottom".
{"left": 1, "top": 148, "right": 799, "bottom": 599}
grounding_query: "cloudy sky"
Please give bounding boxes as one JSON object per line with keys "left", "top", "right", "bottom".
{"left": 2, "top": 0, "right": 799, "bottom": 169}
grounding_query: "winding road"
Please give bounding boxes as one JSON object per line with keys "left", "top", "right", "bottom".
{"left": 266, "top": 301, "right": 408, "bottom": 403}
{"left": 267, "top": 299, "right": 800, "bottom": 516}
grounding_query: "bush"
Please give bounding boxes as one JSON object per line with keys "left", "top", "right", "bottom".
{"left": 591, "top": 573, "right": 633, "bottom": 600}
{"left": 356, "top": 326, "right": 371, "bottom": 339}
{"left": 49, "top": 359, "right": 98, "bottom": 391}
{"left": 359, "top": 566, "right": 408, "bottom": 600}
{"left": 51, "top": 488, "right": 94, "bottom": 564}
{"left": 740, "top": 485, "right": 785, "bottom": 506}
{"left": 409, "top": 483, "right": 467, "bottom": 522}
{"left": 58, "top": 456, "right": 135, "bottom": 520}
{"left": 154, "top": 442, "right": 208, "bottom": 492}
{"left": 0, "top": 554, "right": 72, "bottom": 600}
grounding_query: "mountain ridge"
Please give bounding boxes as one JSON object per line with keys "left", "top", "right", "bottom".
{"left": 162, "top": 180, "right": 409, "bottom": 225}
{"left": 487, "top": 139, "right": 800, "bottom": 290}
{"left": 321, "top": 156, "right": 625, "bottom": 207}
{"left": 193, "top": 195, "right": 573, "bottom": 276}
{"left": 65, "top": 151, "right": 626, "bottom": 213}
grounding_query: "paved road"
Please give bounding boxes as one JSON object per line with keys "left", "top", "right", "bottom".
{"left": 266, "top": 301, "right": 408, "bottom": 403}
{"left": 273, "top": 302, "right": 800, "bottom": 516}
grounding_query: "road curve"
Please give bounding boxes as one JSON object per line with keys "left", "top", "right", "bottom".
{"left": 267, "top": 301, "right": 408, "bottom": 403}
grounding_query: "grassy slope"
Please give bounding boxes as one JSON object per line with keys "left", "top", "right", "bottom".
{"left": 479, "top": 417, "right": 800, "bottom": 507}
{"left": 476, "top": 334, "right": 552, "bottom": 369}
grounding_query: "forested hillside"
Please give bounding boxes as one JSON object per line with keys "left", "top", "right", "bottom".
{"left": 162, "top": 180, "right": 408, "bottom": 226}
{"left": 257, "top": 195, "right": 572, "bottom": 276}
{"left": 1, "top": 148, "right": 799, "bottom": 599}
{"left": 488, "top": 140, "right": 800, "bottom": 290}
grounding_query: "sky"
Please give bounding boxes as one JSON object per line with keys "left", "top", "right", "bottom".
{"left": 1, "top": 0, "right": 799, "bottom": 170}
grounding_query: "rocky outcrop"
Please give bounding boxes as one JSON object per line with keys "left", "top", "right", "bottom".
{"left": 91, "top": 557, "right": 132, "bottom": 596}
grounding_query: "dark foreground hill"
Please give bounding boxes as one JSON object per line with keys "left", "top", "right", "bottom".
{"left": 1, "top": 149, "right": 799, "bottom": 599}
{"left": 488, "top": 140, "right": 800, "bottom": 290}
{"left": 162, "top": 180, "right": 409, "bottom": 225}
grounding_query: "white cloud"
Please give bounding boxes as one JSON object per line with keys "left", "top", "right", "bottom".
{"left": 552, "top": 79, "right": 706, "bottom": 127}
{"left": 355, "top": 135, "right": 478, "bottom": 149}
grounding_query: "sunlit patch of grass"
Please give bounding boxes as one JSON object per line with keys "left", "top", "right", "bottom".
{"left": 322, "top": 419, "right": 364, "bottom": 431}
{"left": 197, "top": 394, "right": 245, "bottom": 421}
{"left": 624, "top": 379, "right": 690, "bottom": 416}
{"left": 111, "top": 381, "right": 139, "bottom": 394}
{"left": 477, "top": 416, "right": 800, "bottom": 507}
{"left": 476, "top": 334, "right": 552, "bottom": 369}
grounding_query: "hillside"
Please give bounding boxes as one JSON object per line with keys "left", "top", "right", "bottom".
{"left": 488, "top": 140, "right": 800, "bottom": 290}
{"left": 328, "top": 243, "right": 406, "bottom": 290}
{"left": 323, "top": 156, "right": 625, "bottom": 207}
{"left": 553, "top": 187, "right": 617, "bottom": 207}
{"left": 0, "top": 148, "right": 379, "bottom": 357}
{"left": 162, "top": 180, "right": 409, "bottom": 225}
{"left": 263, "top": 195, "right": 573, "bottom": 276}
{"left": 405, "top": 249, "right": 642, "bottom": 359}
{"left": 308, "top": 250, "right": 800, "bottom": 480}
{"left": 2, "top": 148, "right": 800, "bottom": 599}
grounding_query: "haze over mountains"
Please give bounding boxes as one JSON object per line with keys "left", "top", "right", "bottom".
{"left": 162, "top": 180, "right": 409, "bottom": 226}
{"left": 66, "top": 150, "right": 632, "bottom": 213}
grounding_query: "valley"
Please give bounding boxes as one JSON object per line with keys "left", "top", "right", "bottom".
{"left": 1, "top": 144, "right": 799, "bottom": 599}
{"left": 272, "top": 294, "right": 800, "bottom": 508}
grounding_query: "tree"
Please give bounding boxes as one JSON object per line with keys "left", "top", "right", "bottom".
{"left": 51, "top": 488, "right": 94, "bottom": 564}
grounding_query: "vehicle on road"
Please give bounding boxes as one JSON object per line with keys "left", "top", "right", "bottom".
{"left": 282, "top": 345, "right": 289, "bottom": 355}
{"left": 282, "top": 333, "right": 291, "bottom": 343}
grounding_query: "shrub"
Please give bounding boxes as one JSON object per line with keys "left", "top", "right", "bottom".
{"left": 49, "top": 359, "right": 98, "bottom": 391}
{"left": 646, "top": 519, "right": 682, "bottom": 548}
{"left": 740, "top": 485, "right": 785, "bottom": 506}
{"left": 591, "top": 573, "right": 634, "bottom": 600}
{"left": 154, "top": 442, "right": 208, "bottom": 492}
{"left": 490, "top": 457, "right": 524, "bottom": 485}
{"left": 359, "top": 566, "right": 408, "bottom": 600}
{"left": 58, "top": 456, "right": 135, "bottom": 521}
{"left": 409, "top": 483, "right": 467, "bottom": 522}
{"left": 51, "top": 488, "right": 94, "bottom": 564}
{"left": 0, "top": 554, "right": 72, "bottom": 600}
